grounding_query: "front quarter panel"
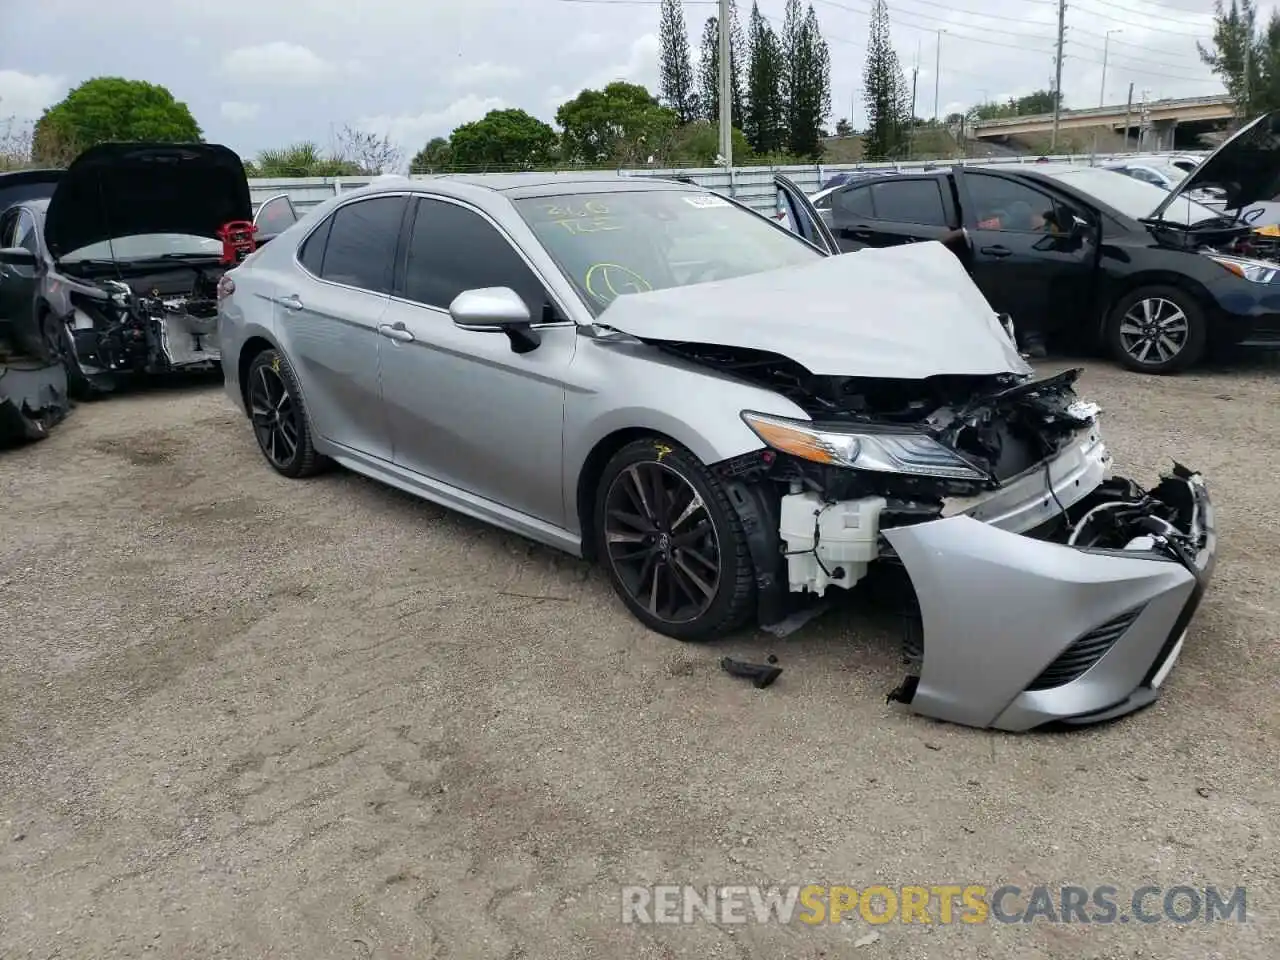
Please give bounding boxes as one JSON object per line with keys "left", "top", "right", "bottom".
{"left": 562, "top": 334, "right": 809, "bottom": 536}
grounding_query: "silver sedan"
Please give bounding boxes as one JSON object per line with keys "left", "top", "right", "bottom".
{"left": 217, "top": 173, "right": 1215, "bottom": 731}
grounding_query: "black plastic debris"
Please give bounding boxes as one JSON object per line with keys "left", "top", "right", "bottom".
{"left": 720, "top": 656, "right": 783, "bottom": 689}
{"left": 0, "top": 361, "right": 71, "bottom": 447}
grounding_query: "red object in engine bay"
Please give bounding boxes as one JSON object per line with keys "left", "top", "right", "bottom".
{"left": 216, "top": 220, "right": 257, "bottom": 265}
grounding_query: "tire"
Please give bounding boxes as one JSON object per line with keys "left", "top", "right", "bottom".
{"left": 1105, "top": 285, "right": 1207, "bottom": 374}
{"left": 593, "top": 437, "right": 755, "bottom": 641}
{"left": 245, "top": 348, "right": 327, "bottom": 478}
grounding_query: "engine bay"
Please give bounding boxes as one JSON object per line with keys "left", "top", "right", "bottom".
{"left": 64, "top": 263, "right": 223, "bottom": 387}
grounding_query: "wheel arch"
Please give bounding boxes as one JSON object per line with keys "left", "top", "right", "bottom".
{"left": 237, "top": 334, "right": 279, "bottom": 410}
{"left": 1095, "top": 270, "right": 1216, "bottom": 345}
{"left": 573, "top": 423, "right": 752, "bottom": 563}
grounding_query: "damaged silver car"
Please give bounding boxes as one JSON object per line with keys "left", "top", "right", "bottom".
{"left": 218, "top": 173, "right": 1216, "bottom": 731}
{"left": 0, "top": 142, "right": 252, "bottom": 437}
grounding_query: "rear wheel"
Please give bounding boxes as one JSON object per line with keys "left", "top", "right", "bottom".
{"left": 246, "top": 348, "right": 327, "bottom": 478}
{"left": 1105, "top": 285, "right": 1206, "bottom": 374}
{"left": 593, "top": 437, "right": 755, "bottom": 641}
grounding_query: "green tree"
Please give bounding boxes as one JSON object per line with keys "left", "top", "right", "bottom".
{"left": 1197, "top": 0, "right": 1280, "bottom": 118}
{"left": 410, "top": 137, "right": 454, "bottom": 173}
{"left": 834, "top": 117, "right": 853, "bottom": 136}
{"left": 667, "top": 120, "right": 752, "bottom": 165}
{"left": 744, "top": 2, "right": 786, "bottom": 154}
{"left": 557, "top": 82, "right": 678, "bottom": 166}
{"left": 1015, "top": 90, "right": 1061, "bottom": 114}
{"left": 659, "top": 0, "right": 699, "bottom": 123}
{"left": 697, "top": 11, "right": 745, "bottom": 128}
{"left": 785, "top": 4, "right": 831, "bottom": 158}
{"left": 448, "top": 109, "right": 557, "bottom": 170}
{"left": 861, "top": 0, "right": 910, "bottom": 159}
{"left": 33, "top": 77, "right": 202, "bottom": 162}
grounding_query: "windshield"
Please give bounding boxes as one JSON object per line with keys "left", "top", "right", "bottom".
{"left": 512, "top": 189, "right": 824, "bottom": 314}
{"left": 1043, "top": 168, "right": 1222, "bottom": 226}
{"left": 59, "top": 233, "right": 223, "bottom": 262}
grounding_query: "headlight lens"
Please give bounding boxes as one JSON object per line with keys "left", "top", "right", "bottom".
{"left": 1206, "top": 253, "right": 1278, "bottom": 283}
{"left": 740, "top": 411, "right": 988, "bottom": 480}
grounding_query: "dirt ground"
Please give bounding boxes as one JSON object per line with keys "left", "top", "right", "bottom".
{"left": 1, "top": 360, "right": 1277, "bottom": 960}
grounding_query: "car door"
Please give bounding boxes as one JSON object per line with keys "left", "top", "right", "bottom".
{"left": 774, "top": 174, "right": 840, "bottom": 255}
{"left": 953, "top": 169, "right": 1097, "bottom": 338}
{"left": 376, "top": 194, "right": 577, "bottom": 526}
{"left": 280, "top": 193, "right": 408, "bottom": 461}
{"left": 0, "top": 207, "right": 43, "bottom": 356}
{"left": 253, "top": 193, "right": 300, "bottom": 239}
{"left": 827, "top": 181, "right": 880, "bottom": 251}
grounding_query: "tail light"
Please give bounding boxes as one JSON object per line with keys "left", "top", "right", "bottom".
{"left": 217, "top": 275, "right": 235, "bottom": 301}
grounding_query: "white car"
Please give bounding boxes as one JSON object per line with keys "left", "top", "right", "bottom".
{"left": 1103, "top": 160, "right": 1226, "bottom": 209}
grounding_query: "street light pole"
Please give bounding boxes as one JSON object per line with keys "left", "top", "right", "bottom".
{"left": 1099, "top": 29, "right": 1121, "bottom": 107}
{"left": 933, "top": 30, "right": 944, "bottom": 123}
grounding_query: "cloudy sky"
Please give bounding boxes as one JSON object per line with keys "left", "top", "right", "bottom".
{"left": 0, "top": 0, "right": 1253, "bottom": 164}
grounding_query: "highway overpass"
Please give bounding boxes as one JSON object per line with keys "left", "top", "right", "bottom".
{"left": 971, "top": 95, "right": 1235, "bottom": 149}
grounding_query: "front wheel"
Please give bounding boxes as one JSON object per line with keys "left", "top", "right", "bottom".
{"left": 593, "top": 437, "right": 755, "bottom": 641}
{"left": 1105, "top": 285, "right": 1207, "bottom": 374}
{"left": 246, "top": 348, "right": 327, "bottom": 478}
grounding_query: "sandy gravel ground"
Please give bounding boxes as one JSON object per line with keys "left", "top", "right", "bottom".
{"left": 0, "top": 359, "right": 1277, "bottom": 960}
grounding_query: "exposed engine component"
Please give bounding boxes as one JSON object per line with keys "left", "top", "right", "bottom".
{"left": 779, "top": 491, "right": 886, "bottom": 592}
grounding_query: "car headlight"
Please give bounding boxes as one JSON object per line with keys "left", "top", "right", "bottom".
{"left": 1206, "top": 253, "right": 1278, "bottom": 283}
{"left": 740, "top": 411, "right": 988, "bottom": 480}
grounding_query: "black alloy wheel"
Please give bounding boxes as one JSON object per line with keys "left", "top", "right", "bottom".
{"left": 595, "top": 438, "right": 755, "bottom": 641}
{"left": 246, "top": 349, "right": 326, "bottom": 477}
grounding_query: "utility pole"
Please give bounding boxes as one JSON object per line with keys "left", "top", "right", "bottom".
{"left": 933, "top": 30, "right": 944, "bottom": 123}
{"left": 1123, "top": 81, "right": 1133, "bottom": 152}
{"left": 718, "top": 0, "right": 732, "bottom": 167}
{"left": 1093, "top": 29, "right": 1120, "bottom": 157}
{"left": 1050, "top": 0, "right": 1066, "bottom": 151}
{"left": 909, "top": 42, "right": 919, "bottom": 158}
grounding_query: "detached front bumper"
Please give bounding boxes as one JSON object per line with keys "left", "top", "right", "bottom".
{"left": 883, "top": 469, "right": 1215, "bottom": 732}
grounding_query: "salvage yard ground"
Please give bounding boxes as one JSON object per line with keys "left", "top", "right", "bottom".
{"left": 1, "top": 360, "right": 1278, "bottom": 960}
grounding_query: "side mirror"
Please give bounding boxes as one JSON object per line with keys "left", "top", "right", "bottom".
{"left": 0, "top": 246, "right": 37, "bottom": 267}
{"left": 449, "top": 286, "right": 542, "bottom": 354}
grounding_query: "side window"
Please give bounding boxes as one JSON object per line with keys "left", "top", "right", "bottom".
{"left": 298, "top": 215, "right": 331, "bottom": 275}
{"left": 0, "top": 208, "right": 19, "bottom": 247}
{"left": 965, "top": 174, "right": 1061, "bottom": 233}
{"left": 869, "top": 180, "right": 947, "bottom": 226}
{"left": 15, "top": 211, "right": 38, "bottom": 254}
{"left": 833, "top": 184, "right": 873, "bottom": 219}
{"left": 403, "top": 197, "right": 551, "bottom": 317}
{"left": 256, "top": 195, "right": 299, "bottom": 232}
{"left": 318, "top": 196, "right": 406, "bottom": 293}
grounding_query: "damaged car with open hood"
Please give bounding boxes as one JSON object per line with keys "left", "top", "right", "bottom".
{"left": 218, "top": 172, "right": 1216, "bottom": 731}
{"left": 0, "top": 142, "right": 254, "bottom": 441}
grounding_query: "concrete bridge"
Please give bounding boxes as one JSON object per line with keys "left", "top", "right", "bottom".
{"left": 971, "top": 94, "right": 1235, "bottom": 150}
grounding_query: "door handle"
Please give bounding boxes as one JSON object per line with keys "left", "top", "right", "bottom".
{"left": 980, "top": 245, "right": 1012, "bottom": 258}
{"left": 377, "top": 322, "right": 415, "bottom": 343}
{"left": 276, "top": 294, "right": 303, "bottom": 311}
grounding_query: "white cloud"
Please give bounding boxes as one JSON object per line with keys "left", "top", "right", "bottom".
{"left": 448, "top": 61, "right": 523, "bottom": 87}
{"left": 582, "top": 33, "right": 660, "bottom": 95}
{"left": 566, "top": 32, "right": 610, "bottom": 54}
{"left": 0, "top": 70, "right": 68, "bottom": 123}
{"left": 359, "top": 94, "right": 506, "bottom": 148}
{"left": 221, "top": 42, "right": 332, "bottom": 87}
{"left": 220, "top": 100, "right": 263, "bottom": 122}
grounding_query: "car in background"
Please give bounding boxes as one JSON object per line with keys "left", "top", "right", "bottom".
{"left": 812, "top": 113, "right": 1280, "bottom": 373}
{"left": 1102, "top": 159, "right": 1226, "bottom": 209}
{"left": 217, "top": 170, "right": 1216, "bottom": 731}
{"left": 0, "top": 142, "right": 252, "bottom": 401}
{"left": 253, "top": 193, "right": 300, "bottom": 237}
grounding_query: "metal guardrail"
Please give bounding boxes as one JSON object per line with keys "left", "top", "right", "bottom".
{"left": 248, "top": 150, "right": 1186, "bottom": 217}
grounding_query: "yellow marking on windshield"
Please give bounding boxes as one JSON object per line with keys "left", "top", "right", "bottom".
{"left": 584, "top": 263, "right": 652, "bottom": 304}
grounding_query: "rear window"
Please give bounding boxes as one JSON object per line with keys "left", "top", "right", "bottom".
{"left": 869, "top": 180, "right": 948, "bottom": 226}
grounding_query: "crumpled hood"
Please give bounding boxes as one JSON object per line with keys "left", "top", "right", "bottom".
{"left": 44, "top": 142, "right": 252, "bottom": 260}
{"left": 595, "top": 240, "right": 1031, "bottom": 379}
{"left": 1155, "top": 108, "right": 1280, "bottom": 218}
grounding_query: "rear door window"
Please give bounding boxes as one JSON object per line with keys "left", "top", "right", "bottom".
{"left": 869, "top": 180, "right": 948, "bottom": 225}
{"left": 317, "top": 196, "right": 407, "bottom": 293}
{"left": 833, "top": 184, "right": 874, "bottom": 219}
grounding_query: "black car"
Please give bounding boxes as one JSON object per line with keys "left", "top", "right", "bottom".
{"left": 0, "top": 142, "right": 253, "bottom": 409}
{"left": 811, "top": 112, "right": 1280, "bottom": 373}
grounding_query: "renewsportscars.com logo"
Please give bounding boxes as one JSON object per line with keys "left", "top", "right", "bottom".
{"left": 621, "top": 884, "right": 1248, "bottom": 926}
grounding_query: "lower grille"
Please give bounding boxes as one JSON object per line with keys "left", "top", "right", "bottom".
{"left": 1026, "top": 607, "right": 1143, "bottom": 691}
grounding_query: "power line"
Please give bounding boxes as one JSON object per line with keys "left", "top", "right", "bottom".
{"left": 1067, "top": 0, "right": 1213, "bottom": 37}
{"left": 1068, "top": 0, "right": 1215, "bottom": 28}
{"left": 813, "top": 0, "right": 1058, "bottom": 46}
